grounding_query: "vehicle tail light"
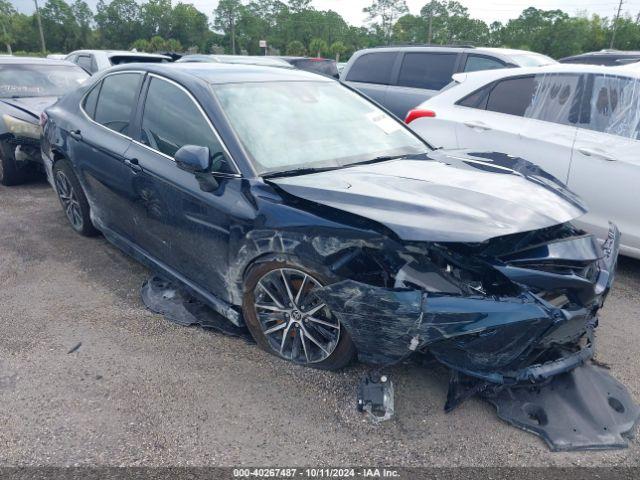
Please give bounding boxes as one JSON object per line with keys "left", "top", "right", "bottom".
{"left": 405, "top": 109, "right": 436, "bottom": 124}
{"left": 39, "top": 111, "right": 48, "bottom": 128}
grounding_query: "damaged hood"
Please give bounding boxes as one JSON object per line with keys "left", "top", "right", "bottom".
{"left": 0, "top": 96, "right": 59, "bottom": 121}
{"left": 270, "top": 150, "right": 587, "bottom": 243}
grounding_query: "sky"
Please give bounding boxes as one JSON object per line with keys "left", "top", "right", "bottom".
{"left": 15, "top": 0, "right": 640, "bottom": 25}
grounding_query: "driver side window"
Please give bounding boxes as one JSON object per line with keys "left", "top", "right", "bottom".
{"left": 93, "top": 73, "right": 142, "bottom": 136}
{"left": 140, "top": 77, "right": 233, "bottom": 173}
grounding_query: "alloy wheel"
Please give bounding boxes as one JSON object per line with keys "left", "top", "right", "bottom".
{"left": 253, "top": 268, "right": 340, "bottom": 364}
{"left": 55, "top": 170, "right": 83, "bottom": 230}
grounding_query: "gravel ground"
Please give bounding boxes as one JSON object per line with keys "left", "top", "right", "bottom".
{"left": 0, "top": 179, "right": 639, "bottom": 467}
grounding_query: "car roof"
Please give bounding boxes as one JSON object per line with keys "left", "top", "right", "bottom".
{"left": 0, "top": 56, "right": 79, "bottom": 67}
{"left": 68, "top": 50, "right": 171, "bottom": 59}
{"left": 450, "top": 62, "right": 640, "bottom": 84}
{"left": 562, "top": 50, "right": 640, "bottom": 59}
{"left": 107, "top": 62, "right": 334, "bottom": 84}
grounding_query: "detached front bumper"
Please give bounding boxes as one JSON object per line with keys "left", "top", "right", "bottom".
{"left": 317, "top": 224, "right": 621, "bottom": 385}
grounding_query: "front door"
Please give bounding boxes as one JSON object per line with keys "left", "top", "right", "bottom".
{"left": 126, "top": 74, "right": 243, "bottom": 299}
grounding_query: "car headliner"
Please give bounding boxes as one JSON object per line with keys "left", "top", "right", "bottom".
{"left": 105, "top": 62, "right": 335, "bottom": 85}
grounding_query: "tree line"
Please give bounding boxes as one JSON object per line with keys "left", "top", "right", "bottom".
{"left": 2, "top": 0, "right": 640, "bottom": 59}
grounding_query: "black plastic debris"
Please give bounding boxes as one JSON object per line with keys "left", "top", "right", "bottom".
{"left": 357, "top": 372, "right": 395, "bottom": 422}
{"left": 484, "top": 363, "right": 640, "bottom": 451}
{"left": 67, "top": 342, "right": 82, "bottom": 354}
{"left": 141, "top": 275, "right": 254, "bottom": 342}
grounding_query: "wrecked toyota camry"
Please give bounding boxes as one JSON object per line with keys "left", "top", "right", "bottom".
{"left": 41, "top": 63, "right": 638, "bottom": 451}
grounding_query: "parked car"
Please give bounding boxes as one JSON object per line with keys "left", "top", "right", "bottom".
{"left": 341, "top": 45, "right": 556, "bottom": 119}
{"left": 176, "top": 54, "right": 294, "bottom": 68}
{"left": 274, "top": 56, "right": 339, "bottom": 78}
{"left": 65, "top": 50, "right": 171, "bottom": 74}
{"left": 41, "top": 61, "right": 618, "bottom": 412}
{"left": 0, "top": 57, "right": 89, "bottom": 185}
{"left": 560, "top": 49, "right": 640, "bottom": 66}
{"left": 337, "top": 62, "right": 347, "bottom": 74}
{"left": 406, "top": 63, "right": 640, "bottom": 258}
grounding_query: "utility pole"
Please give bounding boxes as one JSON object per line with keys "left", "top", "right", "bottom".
{"left": 34, "top": 0, "right": 46, "bottom": 54}
{"left": 610, "top": 0, "right": 624, "bottom": 49}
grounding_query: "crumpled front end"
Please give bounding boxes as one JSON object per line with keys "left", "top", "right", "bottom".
{"left": 316, "top": 222, "right": 638, "bottom": 450}
{"left": 316, "top": 222, "right": 620, "bottom": 383}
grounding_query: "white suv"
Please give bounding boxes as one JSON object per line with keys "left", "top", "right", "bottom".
{"left": 407, "top": 64, "right": 640, "bottom": 259}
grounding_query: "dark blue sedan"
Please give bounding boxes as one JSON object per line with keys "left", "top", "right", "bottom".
{"left": 41, "top": 63, "right": 617, "bottom": 382}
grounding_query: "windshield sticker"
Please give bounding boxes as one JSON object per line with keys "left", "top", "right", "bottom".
{"left": 366, "top": 111, "right": 401, "bottom": 135}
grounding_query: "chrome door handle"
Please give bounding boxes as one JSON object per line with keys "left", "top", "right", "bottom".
{"left": 124, "top": 157, "right": 142, "bottom": 173}
{"left": 578, "top": 147, "right": 617, "bottom": 162}
{"left": 69, "top": 129, "right": 82, "bottom": 141}
{"left": 463, "top": 121, "right": 492, "bottom": 131}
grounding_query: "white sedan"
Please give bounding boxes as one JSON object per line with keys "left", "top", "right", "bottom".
{"left": 406, "top": 63, "right": 640, "bottom": 259}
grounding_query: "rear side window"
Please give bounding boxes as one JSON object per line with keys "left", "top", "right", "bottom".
{"left": 525, "top": 73, "right": 583, "bottom": 125}
{"left": 486, "top": 76, "right": 536, "bottom": 116}
{"left": 76, "top": 55, "right": 94, "bottom": 73}
{"left": 82, "top": 84, "right": 100, "bottom": 118}
{"left": 94, "top": 73, "right": 141, "bottom": 136}
{"left": 464, "top": 55, "right": 505, "bottom": 73}
{"left": 579, "top": 74, "right": 640, "bottom": 139}
{"left": 345, "top": 52, "right": 397, "bottom": 85}
{"left": 141, "top": 77, "right": 233, "bottom": 172}
{"left": 291, "top": 59, "right": 338, "bottom": 78}
{"left": 458, "top": 84, "right": 492, "bottom": 109}
{"left": 397, "top": 53, "right": 457, "bottom": 90}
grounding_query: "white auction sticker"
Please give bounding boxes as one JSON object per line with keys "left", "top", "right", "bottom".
{"left": 366, "top": 111, "right": 401, "bottom": 135}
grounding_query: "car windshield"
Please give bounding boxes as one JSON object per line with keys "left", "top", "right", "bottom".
{"left": 0, "top": 64, "right": 88, "bottom": 98}
{"left": 213, "top": 81, "right": 427, "bottom": 175}
{"left": 510, "top": 53, "right": 556, "bottom": 67}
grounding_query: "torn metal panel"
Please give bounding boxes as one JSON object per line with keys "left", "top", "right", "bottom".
{"left": 484, "top": 364, "right": 640, "bottom": 451}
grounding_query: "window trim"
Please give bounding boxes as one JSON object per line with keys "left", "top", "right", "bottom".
{"left": 461, "top": 53, "right": 507, "bottom": 73}
{"left": 79, "top": 70, "right": 145, "bottom": 142}
{"left": 133, "top": 73, "right": 241, "bottom": 178}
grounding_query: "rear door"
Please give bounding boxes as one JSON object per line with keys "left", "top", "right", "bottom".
{"left": 343, "top": 52, "right": 398, "bottom": 108}
{"left": 385, "top": 51, "right": 458, "bottom": 119}
{"left": 569, "top": 73, "right": 640, "bottom": 253}
{"left": 454, "top": 73, "right": 579, "bottom": 183}
{"left": 71, "top": 71, "right": 144, "bottom": 240}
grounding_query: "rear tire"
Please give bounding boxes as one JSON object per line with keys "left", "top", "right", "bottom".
{"left": 53, "top": 159, "right": 99, "bottom": 237}
{"left": 0, "top": 141, "right": 26, "bottom": 186}
{"left": 242, "top": 259, "right": 356, "bottom": 371}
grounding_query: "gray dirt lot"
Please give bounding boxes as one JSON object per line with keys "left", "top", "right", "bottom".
{"left": 0, "top": 179, "right": 639, "bottom": 467}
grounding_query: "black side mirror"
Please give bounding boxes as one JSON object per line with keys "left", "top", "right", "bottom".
{"left": 174, "top": 145, "right": 211, "bottom": 173}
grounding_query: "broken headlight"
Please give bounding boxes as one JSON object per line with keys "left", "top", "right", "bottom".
{"left": 3, "top": 114, "right": 41, "bottom": 139}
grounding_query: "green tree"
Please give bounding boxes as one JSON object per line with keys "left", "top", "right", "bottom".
{"left": 131, "top": 38, "right": 150, "bottom": 51}
{"left": 329, "top": 40, "right": 346, "bottom": 62}
{"left": 0, "top": 0, "right": 16, "bottom": 54}
{"left": 95, "top": 0, "right": 142, "bottom": 49}
{"left": 286, "top": 39, "right": 305, "bottom": 55}
{"left": 214, "top": 0, "right": 244, "bottom": 54}
{"left": 40, "top": 0, "right": 79, "bottom": 52}
{"left": 363, "top": 0, "right": 408, "bottom": 42}
{"left": 141, "top": 0, "right": 172, "bottom": 39}
{"left": 71, "top": 0, "right": 94, "bottom": 49}
{"left": 309, "top": 37, "right": 327, "bottom": 57}
{"left": 171, "top": 3, "right": 209, "bottom": 51}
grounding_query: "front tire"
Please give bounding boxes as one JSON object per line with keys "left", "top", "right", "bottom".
{"left": 243, "top": 260, "right": 356, "bottom": 370}
{"left": 0, "top": 141, "right": 26, "bottom": 186}
{"left": 53, "top": 159, "right": 99, "bottom": 237}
